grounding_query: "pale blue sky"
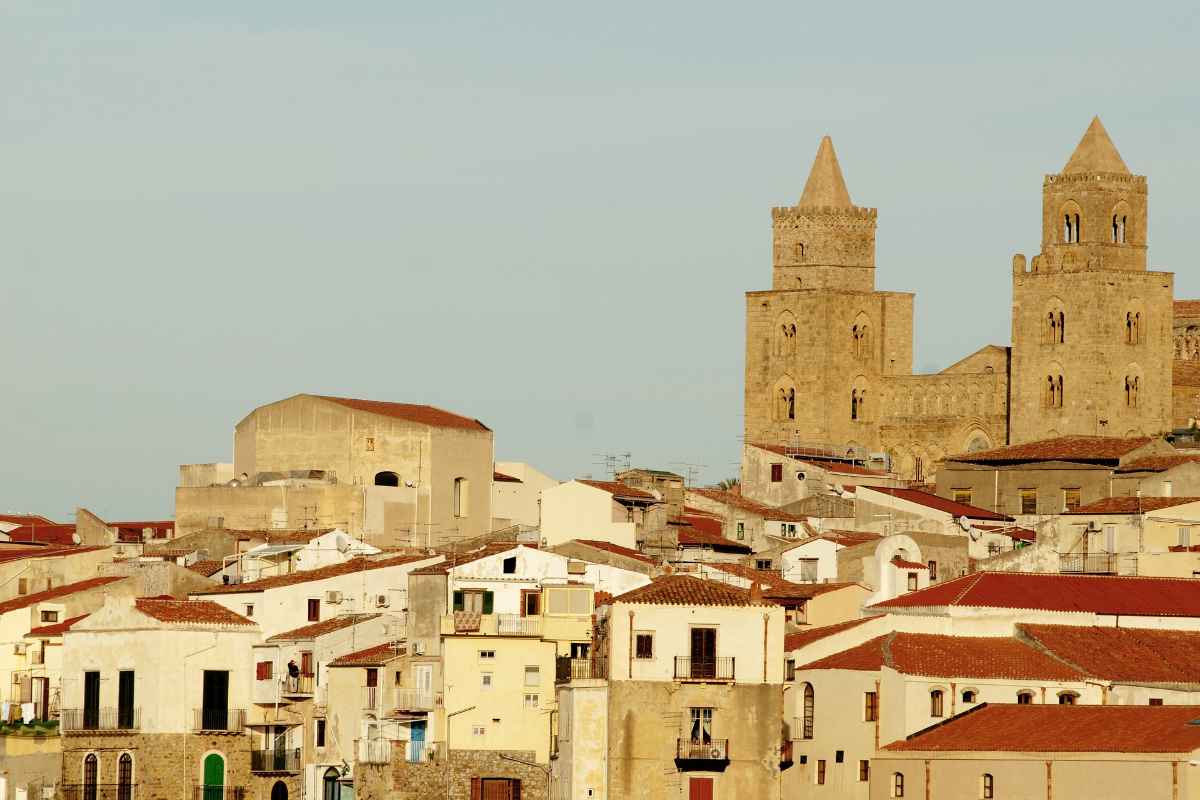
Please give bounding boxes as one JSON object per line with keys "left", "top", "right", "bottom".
{"left": 3, "top": 1, "right": 1199, "bottom": 519}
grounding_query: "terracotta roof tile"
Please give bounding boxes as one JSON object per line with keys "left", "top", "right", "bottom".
{"left": 410, "top": 542, "right": 526, "bottom": 575}
{"left": 705, "top": 564, "right": 857, "bottom": 600}
{"left": 798, "top": 637, "right": 885, "bottom": 671}
{"left": 870, "top": 571, "right": 1200, "bottom": 617}
{"left": 4, "top": 524, "right": 78, "bottom": 545}
{"left": 134, "top": 598, "right": 256, "bottom": 627}
{"left": 593, "top": 590, "right": 615, "bottom": 607}
{"left": 1019, "top": 624, "right": 1200, "bottom": 684}
{"left": 1116, "top": 455, "right": 1200, "bottom": 474}
{"left": 572, "top": 539, "right": 655, "bottom": 564}
{"left": 674, "top": 522, "right": 752, "bottom": 553}
{"left": 192, "top": 553, "right": 436, "bottom": 594}
{"left": 784, "top": 618, "right": 873, "bottom": 651}
{"left": 613, "top": 574, "right": 775, "bottom": 607}
{"left": 948, "top": 435, "right": 1154, "bottom": 465}
{"left": 1067, "top": 496, "right": 1200, "bottom": 514}
{"left": 806, "top": 529, "right": 881, "bottom": 548}
{"left": 884, "top": 704, "right": 1200, "bottom": 753}
{"left": 329, "top": 640, "right": 406, "bottom": 666}
{"left": 0, "top": 576, "right": 125, "bottom": 616}
{"left": 26, "top": 614, "right": 89, "bottom": 637}
{"left": 891, "top": 557, "right": 928, "bottom": 570}
{"left": 493, "top": 471, "right": 522, "bottom": 483}
{"left": 577, "top": 480, "right": 657, "bottom": 502}
{"left": 314, "top": 395, "right": 490, "bottom": 431}
{"left": 267, "top": 613, "right": 383, "bottom": 642}
{"left": 858, "top": 486, "right": 1011, "bottom": 521}
{"left": 687, "top": 488, "right": 809, "bottom": 522}
{"left": 0, "top": 514, "right": 55, "bottom": 526}
{"left": 187, "top": 560, "right": 224, "bottom": 577}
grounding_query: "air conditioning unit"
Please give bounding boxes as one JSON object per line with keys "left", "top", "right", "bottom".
{"left": 566, "top": 560, "right": 586, "bottom": 575}
{"left": 375, "top": 594, "right": 389, "bottom": 608}
{"left": 324, "top": 591, "right": 343, "bottom": 604}
{"left": 13, "top": 643, "right": 26, "bottom": 656}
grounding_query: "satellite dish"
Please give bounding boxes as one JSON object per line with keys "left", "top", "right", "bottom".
{"left": 957, "top": 515, "right": 971, "bottom": 531}
{"left": 71, "top": 533, "right": 82, "bottom": 545}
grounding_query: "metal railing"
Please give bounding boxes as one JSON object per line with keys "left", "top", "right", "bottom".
{"left": 674, "top": 657, "right": 735, "bottom": 681}
{"left": 497, "top": 614, "right": 541, "bottom": 636}
{"left": 555, "top": 657, "right": 608, "bottom": 683}
{"left": 62, "top": 784, "right": 135, "bottom": 800}
{"left": 192, "top": 788, "right": 244, "bottom": 800}
{"left": 1059, "top": 553, "right": 1118, "bottom": 574}
{"left": 282, "top": 674, "right": 314, "bottom": 695}
{"left": 61, "top": 707, "right": 140, "bottom": 732}
{"left": 362, "top": 686, "right": 380, "bottom": 710}
{"left": 193, "top": 708, "right": 246, "bottom": 733}
{"left": 393, "top": 689, "right": 435, "bottom": 711}
{"left": 405, "top": 740, "right": 441, "bottom": 764}
{"left": 675, "top": 738, "right": 729, "bottom": 760}
{"left": 356, "top": 738, "right": 392, "bottom": 765}
{"left": 250, "top": 748, "right": 301, "bottom": 773}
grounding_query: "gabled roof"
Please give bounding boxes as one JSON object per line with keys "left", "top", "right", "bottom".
{"left": 704, "top": 563, "right": 858, "bottom": 600}
{"left": 947, "top": 435, "right": 1153, "bottom": 466}
{"left": 885, "top": 704, "right": 1200, "bottom": 754}
{"left": 799, "top": 135, "right": 853, "bottom": 208}
{"left": 613, "top": 575, "right": 775, "bottom": 607}
{"left": 493, "top": 471, "right": 522, "bottom": 483}
{"left": 410, "top": 542, "right": 526, "bottom": 575}
{"left": 4, "top": 524, "right": 78, "bottom": 545}
{"left": 1115, "top": 455, "right": 1200, "bottom": 474}
{"left": 187, "top": 560, "right": 224, "bottom": 577}
{"left": 192, "top": 552, "right": 436, "bottom": 594}
{"left": 749, "top": 443, "right": 886, "bottom": 476}
{"left": 329, "top": 641, "right": 406, "bottom": 667}
{"left": 1062, "top": 116, "right": 1130, "bottom": 175}
{"left": 134, "top": 598, "right": 256, "bottom": 628}
{"left": 0, "top": 545, "right": 108, "bottom": 566}
{"left": 311, "top": 395, "right": 490, "bottom": 432}
{"left": 1067, "top": 496, "right": 1200, "bottom": 515}
{"left": 267, "top": 613, "right": 382, "bottom": 642}
{"left": 27, "top": 614, "right": 89, "bottom": 637}
{"left": 805, "top": 529, "right": 881, "bottom": 548}
{"left": 869, "top": 571, "right": 1200, "bottom": 617}
{"left": 1018, "top": 624, "right": 1200, "bottom": 684}
{"left": 858, "top": 486, "right": 1010, "bottom": 521}
{"left": 0, "top": 576, "right": 125, "bottom": 616}
{"left": 0, "top": 514, "right": 55, "bottom": 526}
{"left": 577, "top": 480, "right": 657, "bottom": 502}
{"left": 784, "top": 617, "right": 874, "bottom": 651}
{"left": 571, "top": 539, "right": 655, "bottom": 564}
{"left": 688, "top": 488, "right": 808, "bottom": 522}
{"left": 674, "top": 522, "right": 752, "bottom": 553}
{"left": 799, "top": 632, "right": 1084, "bottom": 681}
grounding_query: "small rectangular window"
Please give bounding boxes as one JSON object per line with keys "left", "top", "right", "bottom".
{"left": 858, "top": 760, "right": 870, "bottom": 781}
{"left": 770, "top": 463, "right": 783, "bottom": 483}
{"left": 785, "top": 659, "right": 795, "bottom": 682}
{"left": 472, "top": 725, "right": 486, "bottom": 737}
{"left": 307, "top": 599, "right": 320, "bottom": 622}
{"left": 525, "top": 666, "right": 541, "bottom": 687}
{"left": 816, "top": 759, "right": 826, "bottom": 785}
{"left": 736, "top": 521, "right": 745, "bottom": 540}
{"left": 864, "top": 691, "right": 878, "bottom": 721}
{"left": 927, "top": 561, "right": 937, "bottom": 581}
{"left": 40, "top": 610, "right": 59, "bottom": 623}
{"left": 1180, "top": 527, "right": 1192, "bottom": 548}
{"left": 835, "top": 750, "right": 844, "bottom": 763}
{"left": 1149, "top": 698, "right": 1164, "bottom": 706}
{"left": 18, "top": 578, "right": 28, "bottom": 595}
{"left": 256, "top": 661, "right": 273, "bottom": 680}
{"left": 907, "top": 572, "right": 918, "bottom": 591}
{"left": 756, "top": 559, "right": 772, "bottom": 570}
{"left": 952, "top": 488, "right": 972, "bottom": 505}
{"left": 635, "top": 633, "right": 654, "bottom": 660}
{"left": 1020, "top": 488, "right": 1037, "bottom": 515}
{"left": 315, "top": 718, "right": 326, "bottom": 747}
{"left": 1063, "top": 488, "right": 1081, "bottom": 512}
{"left": 244, "top": 604, "right": 254, "bottom": 618}
{"left": 503, "top": 556, "right": 517, "bottom": 574}
{"left": 481, "top": 672, "right": 493, "bottom": 690}
{"left": 524, "top": 693, "right": 538, "bottom": 709}
{"left": 479, "top": 650, "right": 496, "bottom": 661}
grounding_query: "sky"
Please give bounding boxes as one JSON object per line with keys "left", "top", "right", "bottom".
{"left": 3, "top": 1, "right": 1200, "bottom": 520}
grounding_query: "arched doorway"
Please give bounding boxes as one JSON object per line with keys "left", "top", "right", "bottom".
{"left": 271, "top": 781, "right": 288, "bottom": 800}
{"left": 322, "top": 767, "right": 341, "bottom": 800}
{"left": 374, "top": 471, "right": 400, "bottom": 487}
{"left": 202, "top": 754, "right": 224, "bottom": 800}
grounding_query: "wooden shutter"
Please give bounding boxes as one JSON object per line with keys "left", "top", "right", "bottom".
{"left": 470, "top": 778, "right": 481, "bottom": 800}
{"left": 511, "top": 779, "right": 521, "bottom": 800}
{"left": 453, "top": 591, "right": 465, "bottom": 612}
{"left": 301, "top": 652, "right": 313, "bottom": 675}
{"left": 482, "top": 591, "right": 494, "bottom": 614}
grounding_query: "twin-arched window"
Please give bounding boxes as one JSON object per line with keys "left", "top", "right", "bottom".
{"left": 1046, "top": 311, "right": 1065, "bottom": 344}
{"left": 852, "top": 323, "right": 870, "bottom": 360}
{"left": 851, "top": 388, "right": 866, "bottom": 421}
{"left": 1125, "top": 375, "right": 1140, "bottom": 408}
{"left": 1045, "top": 374, "right": 1064, "bottom": 408}
{"left": 1125, "top": 311, "right": 1142, "bottom": 344}
{"left": 778, "top": 322, "right": 797, "bottom": 355}
{"left": 930, "top": 689, "right": 944, "bottom": 717}
{"left": 1112, "top": 214, "right": 1128, "bottom": 244}
{"left": 777, "top": 387, "right": 796, "bottom": 421}
{"left": 1064, "top": 212, "right": 1081, "bottom": 243}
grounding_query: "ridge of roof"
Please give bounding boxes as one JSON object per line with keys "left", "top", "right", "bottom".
{"left": 192, "top": 552, "right": 436, "bottom": 594}
{"left": 329, "top": 640, "right": 406, "bottom": 666}
{"left": 799, "top": 135, "right": 853, "bottom": 208}
{"left": 0, "top": 576, "right": 125, "bottom": 616}
{"left": 1062, "top": 116, "right": 1130, "bottom": 175}
{"left": 133, "top": 598, "right": 256, "bottom": 627}
{"left": 267, "top": 613, "right": 383, "bottom": 642}
{"left": 613, "top": 574, "right": 776, "bottom": 607}
{"left": 948, "top": 435, "right": 1153, "bottom": 465}
{"left": 784, "top": 617, "right": 873, "bottom": 651}
{"left": 312, "top": 395, "right": 490, "bottom": 432}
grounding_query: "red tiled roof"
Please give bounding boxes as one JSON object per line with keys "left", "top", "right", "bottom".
{"left": 314, "top": 395, "right": 490, "bottom": 431}
{"left": 705, "top": 564, "right": 857, "bottom": 600}
{"left": 267, "top": 613, "right": 383, "bottom": 642}
{"left": 891, "top": 557, "right": 927, "bottom": 570}
{"left": 884, "top": 704, "right": 1200, "bottom": 753}
{"left": 0, "top": 545, "right": 108, "bottom": 565}
{"left": 687, "top": 488, "right": 808, "bottom": 522}
{"left": 0, "top": 577, "right": 125, "bottom": 616}
{"left": 187, "top": 560, "right": 224, "bottom": 577}
{"left": 800, "top": 632, "right": 1084, "bottom": 681}
{"left": 805, "top": 528, "right": 882, "bottom": 548}
{"left": 0, "top": 514, "right": 55, "bottom": 526}
{"left": 1115, "top": 455, "right": 1200, "bottom": 474}
{"left": 134, "top": 598, "right": 256, "bottom": 627}
{"left": 784, "top": 618, "right": 873, "bottom": 651}
{"left": 1067, "top": 496, "right": 1200, "bottom": 514}
{"left": 26, "top": 614, "right": 89, "bottom": 637}
{"left": 593, "top": 590, "right": 614, "bottom": 607}
{"left": 329, "top": 641, "right": 406, "bottom": 666}
{"left": 411, "top": 542, "right": 526, "bottom": 575}
{"left": 869, "top": 571, "right": 1200, "bottom": 617}
{"left": 1019, "top": 624, "right": 1200, "bottom": 684}
{"left": 1174, "top": 360, "right": 1200, "bottom": 388}
{"left": 949, "top": 435, "right": 1154, "bottom": 465}
{"left": 678, "top": 513, "right": 724, "bottom": 538}
{"left": 493, "top": 471, "right": 522, "bottom": 483}
{"left": 577, "top": 480, "right": 657, "bottom": 502}
{"left": 974, "top": 524, "right": 1037, "bottom": 543}
{"left": 5, "top": 524, "right": 78, "bottom": 545}
{"left": 795, "top": 459, "right": 887, "bottom": 477}
{"left": 857, "top": 486, "right": 1011, "bottom": 521}
{"left": 573, "top": 539, "right": 655, "bottom": 564}
{"left": 1175, "top": 300, "right": 1200, "bottom": 318}
{"left": 192, "top": 552, "right": 436, "bottom": 594}
{"left": 613, "top": 575, "right": 775, "bottom": 607}
{"left": 675, "top": 523, "right": 752, "bottom": 553}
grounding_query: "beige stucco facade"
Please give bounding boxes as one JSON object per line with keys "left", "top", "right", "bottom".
{"left": 540, "top": 482, "right": 639, "bottom": 550}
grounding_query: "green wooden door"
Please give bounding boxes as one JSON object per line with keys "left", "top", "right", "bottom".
{"left": 203, "top": 753, "right": 224, "bottom": 800}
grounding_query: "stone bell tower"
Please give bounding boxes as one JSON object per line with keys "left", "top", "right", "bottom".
{"left": 1010, "top": 117, "right": 1172, "bottom": 443}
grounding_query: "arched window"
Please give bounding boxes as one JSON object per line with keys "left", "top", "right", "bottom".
{"left": 794, "top": 242, "right": 805, "bottom": 261}
{"left": 801, "top": 683, "right": 814, "bottom": 740}
{"left": 961, "top": 689, "right": 977, "bottom": 704}
{"left": 118, "top": 754, "right": 133, "bottom": 800}
{"left": 84, "top": 754, "right": 98, "bottom": 800}
{"left": 787, "top": 387, "right": 795, "bottom": 420}
{"left": 1058, "top": 311, "right": 1065, "bottom": 342}
{"left": 851, "top": 389, "right": 861, "bottom": 420}
{"left": 1047, "top": 312, "right": 1057, "bottom": 343}
{"left": 1125, "top": 375, "right": 1140, "bottom": 408}
{"left": 1017, "top": 691, "right": 1034, "bottom": 704}
{"left": 452, "top": 478, "right": 469, "bottom": 518}
{"left": 1058, "top": 691, "right": 1079, "bottom": 705}
{"left": 930, "top": 689, "right": 944, "bottom": 717}
{"left": 1126, "top": 311, "right": 1143, "bottom": 345}
{"left": 981, "top": 773, "right": 994, "bottom": 799}
{"left": 323, "top": 767, "right": 341, "bottom": 800}
{"left": 1045, "top": 374, "right": 1064, "bottom": 408}
{"left": 271, "top": 781, "right": 289, "bottom": 800}
{"left": 892, "top": 772, "right": 905, "bottom": 798}
{"left": 373, "top": 471, "right": 400, "bottom": 487}
{"left": 1113, "top": 212, "right": 1128, "bottom": 244}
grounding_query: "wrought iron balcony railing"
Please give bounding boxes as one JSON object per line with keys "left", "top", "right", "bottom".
{"left": 673, "top": 657, "right": 735, "bottom": 681}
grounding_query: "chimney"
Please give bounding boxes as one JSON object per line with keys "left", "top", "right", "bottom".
{"left": 749, "top": 580, "right": 764, "bottom": 604}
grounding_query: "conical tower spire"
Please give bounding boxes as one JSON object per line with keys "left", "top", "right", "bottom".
{"left": 799, "top": 135, "right": 853, "bottom": 208}
{"left": 1062, "top": 116, "right": 1129, "bottom": 175}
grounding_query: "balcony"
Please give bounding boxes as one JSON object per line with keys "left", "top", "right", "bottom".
{"left": 673, "top": 657, "right": 735, "bottom": 682}
{"left": 62, "top": 785, "right": 135, "bottom": 800}
{"left": 555, "top": 657, "right": 608, "bottom": 683}
{"left": 61, "top": 708, "right": 140, "bottom": 733}
{"left": 282, "top": 674, "right": 314, "bottom": 696}
{"left": 192, "top": 788, "right": 244, "bottom": 800}
{"left": 675, "top": 738, "right": 729, "bottom": 764}
{"left": 404, "top": 740, "right": 441, "bottom": 764}
{"left": 356, "top": 738, "right": 393, "bottom": 765}
{"left": 392, "top": 689, "right": 435, "bottom": 712}
{"left": 780, "top": 740, "right": 794, "bottom": 768}
{"left": 1059, "top": 553, "right": 1118, "bottom": 575}
{"left": 497, "top": 614, "right": 541, "bottom": 636}
{"left": 250, "top": 748, "right": 301, "bottom": 773}
{"left": 362, "top": 686, "right": 380, "bottom": 711}
{"left": 193, "top": 708, "right": 246, "bottom": 733}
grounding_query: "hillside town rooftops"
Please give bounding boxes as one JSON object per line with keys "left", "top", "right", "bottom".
{"left": 571, "top": 539, "right": 655, "bottom": 564}
{"left": 613, "top": 574, "right": 774, "bottom": 607}
{"left": 1018, "top": 624, "right": 1200, "bottom": 684}
{"left": 192, "top": 552, "right": 435, "bottom": 594}
{"left": 857, "top": 486, "right": 1011, "bottom": 521}
{"left": 134, "top": 598, "right": 256, "bottom": 628}
{"left": 688, "top": 488, "right": 808, "bottom": 522}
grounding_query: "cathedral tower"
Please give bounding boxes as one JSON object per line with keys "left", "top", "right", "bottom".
{"left": 1010, "top": 118, "right": 1172, "bottom": 443}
